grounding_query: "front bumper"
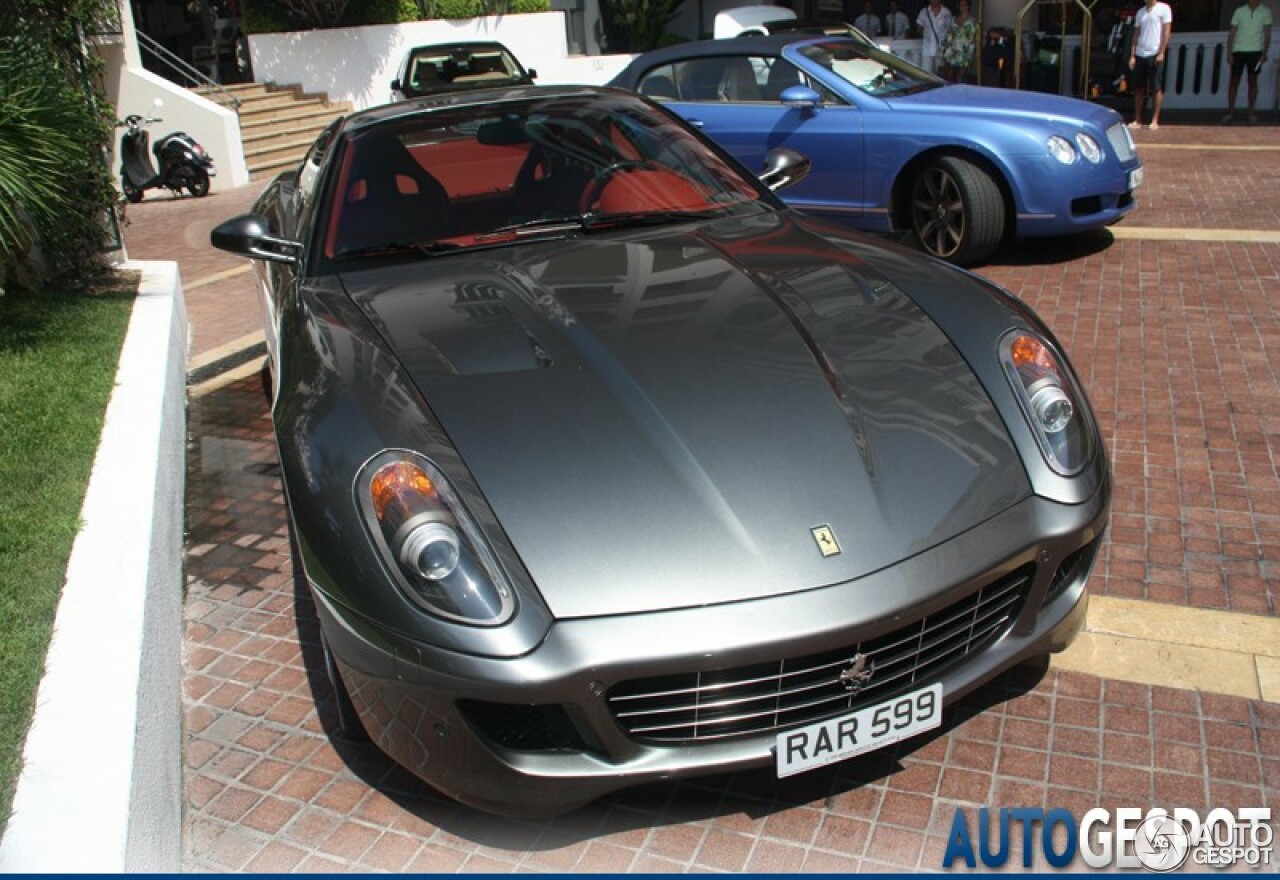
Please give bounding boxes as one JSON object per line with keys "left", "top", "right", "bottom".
{"left": 317, "top": 486, "right": 1107, "bottom": 816}
{"left": 1011, "top": 154, "right": 1142, "bottom": 238}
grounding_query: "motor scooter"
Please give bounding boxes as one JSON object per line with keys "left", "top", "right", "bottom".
{"left": 118, "top": 100, "right": 216, "bottom": 203}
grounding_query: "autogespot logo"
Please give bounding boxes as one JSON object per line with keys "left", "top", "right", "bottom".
{"left": 942, "top": 806, "right": 1274, "bottom": 871}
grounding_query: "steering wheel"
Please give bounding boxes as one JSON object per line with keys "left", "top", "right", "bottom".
{"left": 579, "top": 159, "right": 665, "bottom": 213}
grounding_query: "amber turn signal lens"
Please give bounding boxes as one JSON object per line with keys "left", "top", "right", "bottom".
{"left": 1008, "top": 335, "right": 1057, "bottom": 374}
{"left": 370, "top": 461, "right": 437, "bottom": 521}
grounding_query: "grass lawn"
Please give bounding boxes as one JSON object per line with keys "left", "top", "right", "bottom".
{"left": 0, "top": 283, "right": 135, "bottom": 828}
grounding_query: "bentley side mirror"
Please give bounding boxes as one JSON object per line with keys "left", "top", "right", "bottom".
{"left": 760, "top": 148, "right": 812, "bottom": 192}
{"left": 211, "top": 213, "right": 301, "bottom": 265}
{"left": 779, "top": 85, "right": 822, "bottom": 112}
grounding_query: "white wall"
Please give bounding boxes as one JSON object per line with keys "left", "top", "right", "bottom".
{"left": 113, "top": 67, "right": 250, "bottom": 193}
{"left": 249, "top": 12, "right": 634, "bottom": 113}
{"left": 101, "top": 0, "right": 249, "bottom": 193}
{"left": 0, "top": 261, "right": 187, "bottom": 872}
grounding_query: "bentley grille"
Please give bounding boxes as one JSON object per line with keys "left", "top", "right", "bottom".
{"left": 1106, "top": 122, "right": 1137, "bottom": 162}
{"left": 607, "top": 566, "right": 1033, "bottom": 743}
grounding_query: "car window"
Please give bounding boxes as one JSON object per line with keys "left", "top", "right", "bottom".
{"left": 400, "top": 46, "right": 528, "bottom": 97}
{"left": 638, "top": 56, "right": 842, "bottom": 104}
{"left": 795, "top": 40, "right": 941, "bottom": 97}
{"left": 296, "top": 119, "right": 340, "bottom": 205}
{"left": 321, "top": 94, "right": 769, "bottom": 262}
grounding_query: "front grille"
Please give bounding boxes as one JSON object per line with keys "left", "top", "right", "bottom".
{"left": 608, "top": 566, "right": 1033, "bottom": 743}
{"left": 1106, "top": 122, "right": 1137, "bottom": 162}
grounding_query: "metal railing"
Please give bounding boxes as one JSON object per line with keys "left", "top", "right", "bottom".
{"left": 135, "top": 30, "right": 241, "bottom": 113}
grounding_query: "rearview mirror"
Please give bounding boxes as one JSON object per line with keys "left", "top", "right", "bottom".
{"left": 211, "top": 213, "right": 301, "bottom": 265}
{"left": 759, "top": 148, "right": 811, "bottom": 192}
{"left": 779, "top": 85, "right": 822, "bottom": 111}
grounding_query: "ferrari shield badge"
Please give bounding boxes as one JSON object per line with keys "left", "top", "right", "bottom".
{"left": 811, "top": 525, "right": 841, "bottom": 557}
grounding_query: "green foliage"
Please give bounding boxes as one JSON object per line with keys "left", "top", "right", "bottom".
{"left": 0, "top": 284, "right": 134, "bottom": 828}
{"left": 344, "top": 0, "right": 424, "bottom": 25}
{"left": 241, "top": 0, "right": 545, "bottom": 30}
{"left": 0, "top": 0, "right": 120, "bottom": 291}
{"left": 598, "top": 0, "right": 681, "bottom": 51}
{"left": 242, "top": 0, "right": 301, "bottom": 32}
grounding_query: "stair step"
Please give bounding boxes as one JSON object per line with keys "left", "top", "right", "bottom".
{"left": 239, "top": 104, "right": 350, "bottom": 133}
{"left": 243, "top": 133, "right": 326, "bottom": 160}
{"left": 249, "top": 153, "right": 307, "bottom": 180}
{"left": 190, "top": 80, "right": 351, "bottom": 182}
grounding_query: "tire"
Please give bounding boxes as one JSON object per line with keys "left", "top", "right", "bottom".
{"left": 287, "top": 512, "right": 369, "bottom": 742}
{"left": 319, "top": 628, "right": 369, "bottom": 742}
{"left": 187, "top": 167, "right": 211, "bottom": 198}
{"left": 123, "top": 178, "right": 143, "bottom": 204}
{"left": 908, "top": 156, "right": 1004, "bottom": 266}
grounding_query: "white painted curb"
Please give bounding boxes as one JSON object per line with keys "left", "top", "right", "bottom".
{"left": 0, "top": 261, "right": 187, "bottom": 872}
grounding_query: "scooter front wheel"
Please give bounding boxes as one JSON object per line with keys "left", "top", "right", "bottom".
{"left": 122, "top": 178, "right": 143, "bottom": 203}
{"left": 187, "top": 167, "right": 210, "bottom": 198}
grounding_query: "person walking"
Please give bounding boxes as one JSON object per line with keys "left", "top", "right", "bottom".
{"left": 885, "top": 0, "right": 912, "bottom": 39}
{"left": 941, "top": 0, "right": 978, "bottom": 81}
{"left": 855, "top": 0, "right": 884, "bottom": 37}
{"left": 917, "top": 0, "right": 955, "bottom": 75}
{"left": 1129, "top": 0, "right": 1173, "bottom": 129}
{"left": 1222, "top": 0, "right": 1272, "bottom": 122}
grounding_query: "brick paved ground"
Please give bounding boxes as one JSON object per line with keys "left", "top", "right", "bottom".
{"left": 177, "top": 124, "right": 1280, "bottom": 871}
{"left": 123, "top": 183, "right": 264, "bottom": 357}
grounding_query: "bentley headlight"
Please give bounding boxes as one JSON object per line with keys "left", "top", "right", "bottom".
{"left": 1047, "top": 135, "right": 1077, "bottom": 165}
{"left": 356, "top": 451, "right": 514, "bottom": 624}
{"left": 1075, "top": 133, "right": 1103, "bottom": 164}
{"left": 1000, "top": 332, "right": 1094, "bottom": 475}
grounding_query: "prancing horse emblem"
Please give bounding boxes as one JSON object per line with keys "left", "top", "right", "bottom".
{"left": 811, "top": 524, "right": 841, "bottom": 557}
{"left": 839, "top": 653, "right": 874, "bottom": 693}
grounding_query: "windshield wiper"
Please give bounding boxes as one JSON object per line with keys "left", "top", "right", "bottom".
{"left": 333, "top": 240, "right": 459, "bottom": 260}
{"left": 582, "top": 209, "right": 723, "bottom": 231}
{"left": 476, "top": 217, "right": 589, "bottom": 240}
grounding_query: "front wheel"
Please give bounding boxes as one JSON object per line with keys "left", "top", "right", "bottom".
{"left": 122, "top": 177, "right": 143, "bottom": 204}
{"left": 187, "top": 167, "right": 210, "bottom": 198}
{"left": 908, "top": 156, "right": 1004, "bottom": 266}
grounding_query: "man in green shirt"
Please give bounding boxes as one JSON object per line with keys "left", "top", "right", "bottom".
{"left": 1223, "top": 0, "right": 1273, "bottom": 122}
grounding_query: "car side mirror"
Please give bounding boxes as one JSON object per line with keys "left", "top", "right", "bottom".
{"left": 211, "top": 213, "right": 301, "bottom": 265}
{"left": 759, "top": 148, "right": 811, "bottom": 192}
{"left": 779, "top": 84, "right": 822, "bottom": 112}
{"left": 391, "top": 78, "right": 402, "bottom": 91}
{"left": 527, "top": 68, "right": 538, "bottom": 80}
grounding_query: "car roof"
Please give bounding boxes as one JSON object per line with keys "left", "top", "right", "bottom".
{"left": 404, "top": 40, "right": 516, "bottom": 54}
{"left": 342, "top": 84, "right": 629, "bottom": 134}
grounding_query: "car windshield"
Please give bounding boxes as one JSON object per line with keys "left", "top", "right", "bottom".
{"left": 323, "top": 93, "right": 769, "bottom": 261}
{"left": 795, "top": 40, "right": 941, "bottom": 97}
{"left": 400, "top": 45, "right": 528, "bottom": 97}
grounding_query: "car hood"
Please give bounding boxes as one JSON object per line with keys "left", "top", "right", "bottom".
{"left": 341, "top": 214, "right": 1030, "bottom": 619}
{"left": 893, "top": 84, "right": 1119, "bottom": 129}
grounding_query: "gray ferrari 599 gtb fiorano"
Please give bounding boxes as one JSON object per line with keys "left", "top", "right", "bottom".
{"left": 211, "top": 85, "right": 1109, "bottom": 816}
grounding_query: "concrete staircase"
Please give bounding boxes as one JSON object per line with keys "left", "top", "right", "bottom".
{"left": 199, "top": 82, "right": 353, "bottom": 181}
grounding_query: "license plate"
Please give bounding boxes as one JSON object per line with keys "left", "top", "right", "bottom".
{"left": 775, "top": 683, "right": 942, "bottom": 778}
{"left": 1129, "top": 167, "right": 1143, "bottom": 190}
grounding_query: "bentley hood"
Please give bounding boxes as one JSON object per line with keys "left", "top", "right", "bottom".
{"left": 341, "top": 214, "right": 1030, "bottom": 619}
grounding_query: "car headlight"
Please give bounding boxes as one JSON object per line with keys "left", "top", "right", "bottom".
{"left": 1074, "top": 133, "right": 1103, "bottom": 164}
{"left": 1000, "top": 332, "right": 1095, "bottom": 475}
{"left": 355, "top": 450, "right": 514, "bottom": 625}
{"left": 1047, "top": 135, "right": 1077, "bottom": 165}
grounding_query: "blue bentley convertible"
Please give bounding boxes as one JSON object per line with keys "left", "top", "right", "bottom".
{"left": 609, "top": 35, "right": 1143, "bottom": 265}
